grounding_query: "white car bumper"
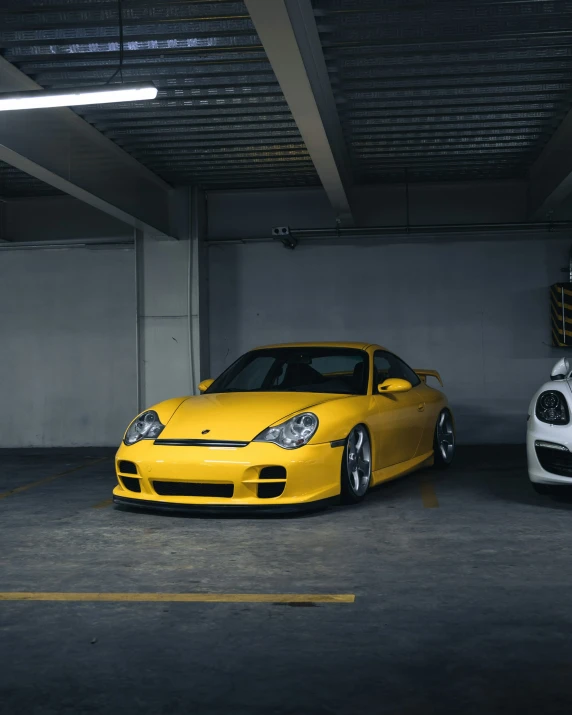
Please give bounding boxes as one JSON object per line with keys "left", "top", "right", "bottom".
{"left": 527, "top": 419, "right": 572, "bottom": 485}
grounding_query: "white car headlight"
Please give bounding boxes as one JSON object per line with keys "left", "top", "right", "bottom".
{"left": 124, "top": 410, "right": 165, "bottom": 445}
{"left": 254, "top": 412, "right": 318, "bottom": 449}
{"left": 536, "top": 391, "right": 570, "bottom": 425}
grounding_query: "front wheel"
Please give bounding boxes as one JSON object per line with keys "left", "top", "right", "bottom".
{"left": 433, "top": 409, "right": 455, "bottom": 469}
{"left": 341, "top": 425, "right": 372, "bottom": 504}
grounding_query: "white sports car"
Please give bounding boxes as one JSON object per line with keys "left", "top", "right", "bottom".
{"left": 527, "top": 357, "right": 572, "bottom": 493}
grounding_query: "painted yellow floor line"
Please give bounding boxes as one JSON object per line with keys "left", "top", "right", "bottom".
{"left": 0, "top": 458, "right": 108, "bottom": 501}
{"left": 0, "top": 592, "right": 355, "bottom": 603}
{"left": 420, "top": 478, "right": 439, "bottom": 508}
{"left": 92, "top": 498, "right": 113, "bottom": 509}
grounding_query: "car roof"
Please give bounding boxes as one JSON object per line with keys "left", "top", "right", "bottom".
{"left": 253, "top": 341, "right": 383, "bottom": 351}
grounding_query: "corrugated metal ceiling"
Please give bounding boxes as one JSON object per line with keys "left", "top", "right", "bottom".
{"left": 313, "top": 0, "right": 572, "bottom": 183}
{"left": 1, "top": 0, "right": 572, "bottom": 195}
{"left": 0, "top": 161, "right": 63, "bottom": 197}
{"left": 0, "top": 0, "right": 318, "bottom": 195}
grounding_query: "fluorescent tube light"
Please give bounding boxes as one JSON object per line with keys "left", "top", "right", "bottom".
{"left": 0, "top": 83, "right": 158, "bottom": 111}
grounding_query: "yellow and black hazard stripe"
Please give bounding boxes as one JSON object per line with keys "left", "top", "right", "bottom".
{"left": 551, "top": 283, "right": 572, "bottom": 346}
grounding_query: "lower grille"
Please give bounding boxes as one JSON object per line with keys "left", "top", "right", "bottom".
{"left": 536, "top": 446, "right": 572, "bottom": 477}
{"left": 258, "top": 466, "right": 286, "bottom": 499}
{"left": 120, "top": 476, "right": 141, "bottom": 492}
{"left": 119, "top": 460, "right": 137, "bottom": 475}
{"left": 153, "top": 481, "right": 234, "bottom": 498}
{"left": 258, "top": 483, "right": 285, "bottom": 498}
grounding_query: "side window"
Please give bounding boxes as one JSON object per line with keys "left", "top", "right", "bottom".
{"left": 374, "top": 351, "right": 420, "bottom": 388}
{"left": 393, "top": 356, "right": 421, "bottom": 387}
{"left": 373, "top": 353, "right": 392, "bottom": 385}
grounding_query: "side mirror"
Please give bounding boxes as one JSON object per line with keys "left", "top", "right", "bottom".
{"left": 378, "top": 378, "right": 412, "bottom": 394}
{"left": 198, "top": 378, "right": 214, "bottom": 393}
{"left": 551, "top": 357, "right": 571, "bottom": 381}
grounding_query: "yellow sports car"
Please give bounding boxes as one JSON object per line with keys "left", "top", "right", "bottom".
{"left": 113, "top": 342, "right": 455, "bottom": 513}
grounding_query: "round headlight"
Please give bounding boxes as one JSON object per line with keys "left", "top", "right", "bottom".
{"left": 254, "top": 412, "right": 319, "bottom": 449}
{"left": 124, "top": 410, "right": 165, "bottom": 445}
{"left": 536, "top": 391, "right": 570, "bottom": 425}
{"left": 540, "top": 393, "right": 559, "bottom": 410}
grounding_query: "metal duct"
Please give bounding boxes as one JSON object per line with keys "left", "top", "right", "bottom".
{"left": 208, "top": 221, "right": 572, "bottom": 245}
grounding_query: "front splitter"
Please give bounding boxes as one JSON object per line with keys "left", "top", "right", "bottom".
{"left": 112, "top": 494, "right": 339, "bottom": 516}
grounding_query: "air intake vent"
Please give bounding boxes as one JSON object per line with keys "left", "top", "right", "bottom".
{"left": 535, "top": 445, "right": 572, "bottom": 477}
{"left": 153, "top": 481, "right": 234, "bottom": 498}
{"left": 120, "top": 476, "right": 141, "bottom": 493}
{"left": 119, "top": 461, "right": 137, "bottom": 474}
{"left": 258, "top": 466, "right": 286, "bottom": 499}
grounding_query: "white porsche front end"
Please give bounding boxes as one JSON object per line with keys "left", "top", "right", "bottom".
{"left": 527, "top": 358, "right": 572, "bottom": 490}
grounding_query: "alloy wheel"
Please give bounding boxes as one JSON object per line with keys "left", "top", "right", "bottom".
{"left": 437, "top": 411, "right": 455, "bottom": 463}
{"left": 347, "top": 426, "right": 372, "bottom": 496}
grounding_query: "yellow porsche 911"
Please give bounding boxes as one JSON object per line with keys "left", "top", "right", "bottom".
{"left": 113, "top": 342, "right": 455, "bottom": 513}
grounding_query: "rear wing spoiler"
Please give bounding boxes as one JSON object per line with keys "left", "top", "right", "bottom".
{"left": 415, "top": 369, "right": 443, "bottom": 387}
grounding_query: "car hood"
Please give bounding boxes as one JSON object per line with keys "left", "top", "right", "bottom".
{"left": 159, "top": 391, "right": 350, "bottom": 442}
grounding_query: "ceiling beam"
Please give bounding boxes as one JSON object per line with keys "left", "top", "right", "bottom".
{"left": 0, "top": 56, "right": 175, "bottom": 238}
{"left": 245, "top": 0, "right": 354, "bottom": 226}
{"left": 528, "top": 110, "right": 572, "bottom": 220}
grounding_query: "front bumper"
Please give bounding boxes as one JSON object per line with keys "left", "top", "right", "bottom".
{"left": 527, "top": 420, "right": 572, "bottom": 485}
{"left": 113, "top": 439, "right": 343, "bottom": 509}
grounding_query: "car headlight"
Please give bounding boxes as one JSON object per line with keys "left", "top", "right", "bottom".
{"left": 124, "top": 410, "right": 165, "bottom": 445}
{"left": 254, "top": 412, "right": 318, "bottom": 449}
{"left": 536, "top": 391, "right": 570, "bottom": 425}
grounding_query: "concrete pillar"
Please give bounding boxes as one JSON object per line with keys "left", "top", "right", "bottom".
{"left": 135, "top": 187, "right": 209, "bottom": 412}
{"left": 190, "top": 186, "right": 210, "bottom": 385}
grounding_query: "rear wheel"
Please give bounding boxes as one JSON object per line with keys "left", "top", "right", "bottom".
{"left": 433, "top": 409, "right": 455, "bottom": 469}
{"left": 341, "top": 425, "right": 372, "bottom": 504}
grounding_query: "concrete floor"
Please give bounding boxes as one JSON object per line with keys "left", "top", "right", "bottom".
{"left": 1, "top": 445, "right": 572, "bottom": 715}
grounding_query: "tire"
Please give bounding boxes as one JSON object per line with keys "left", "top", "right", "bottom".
{"left": 341, "top": 425, "right": 372, "bottom": 504}
{"left": 433, "top": 409, "right": 455, "bottom": 469}
{"left": 531, "top": 482, "right": 551, "bottom": 495}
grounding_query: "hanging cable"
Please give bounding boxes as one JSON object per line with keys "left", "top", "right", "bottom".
{"left": 106, "top": 0, "right": 124, "bottom": 84}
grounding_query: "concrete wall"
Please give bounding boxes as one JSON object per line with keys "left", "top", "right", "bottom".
{"left": 0, "top": 247, "right": 136, "bottom": 446}
{"left": 208, "top": 235, "right": 570, "bottom": 444}
{"left": 0, "top": 189, "right": 211, "bottom": 447}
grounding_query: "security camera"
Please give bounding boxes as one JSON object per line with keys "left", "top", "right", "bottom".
{"left": 272, "top": 226, "right": 297, "bottom": 250}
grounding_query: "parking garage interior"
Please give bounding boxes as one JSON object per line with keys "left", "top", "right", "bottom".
{"left": 3, "top": 1, "right": 572, "bottom": 714}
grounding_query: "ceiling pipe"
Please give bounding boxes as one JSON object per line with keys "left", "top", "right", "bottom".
{"left": 207, "top": 220, "right": 572, "bottom": 245}
{"left": 0, "top": 237, "right": 134, "bottom": 251}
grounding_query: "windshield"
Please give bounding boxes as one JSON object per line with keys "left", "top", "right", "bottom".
{"left": 207, "top": 347, "right": 369, "bottom": 395}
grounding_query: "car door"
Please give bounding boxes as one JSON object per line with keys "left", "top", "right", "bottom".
{"left": 370, "top": 350, "right": 427, "bottom": 470}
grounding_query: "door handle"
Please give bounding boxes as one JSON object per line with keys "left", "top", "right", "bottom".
{"left": 418, "top": 403, "right": 425, "bottom": 412}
